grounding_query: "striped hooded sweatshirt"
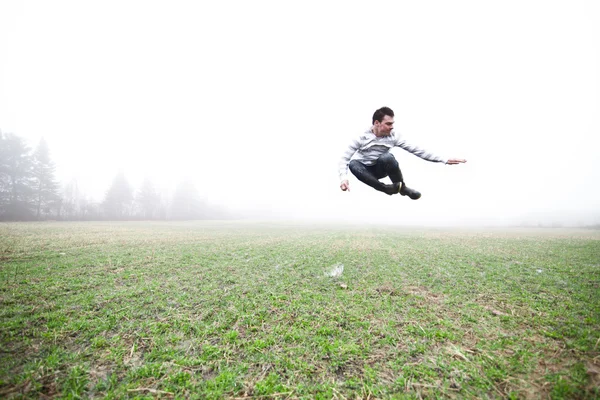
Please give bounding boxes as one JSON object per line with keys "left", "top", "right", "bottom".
{"left": 339, "top": 128, "right": 447, "bottom": 182}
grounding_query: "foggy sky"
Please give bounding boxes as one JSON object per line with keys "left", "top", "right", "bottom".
{"left": 1, "top": 0, "right": 599, "bottom": 226}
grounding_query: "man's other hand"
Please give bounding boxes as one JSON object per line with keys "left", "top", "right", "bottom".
{"left": 340, "top": 180, "right": 350, "bottom": 191}
{"left": 446, "top": 159, "right": 467, "bottom": 165}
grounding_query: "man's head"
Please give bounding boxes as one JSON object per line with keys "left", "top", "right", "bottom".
{"left": 372, "top": 106, "right": 395, "bottom": 137}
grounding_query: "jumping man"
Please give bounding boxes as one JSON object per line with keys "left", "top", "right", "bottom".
{"left": 339, "top": 107, "right": 466, "bottom": 199}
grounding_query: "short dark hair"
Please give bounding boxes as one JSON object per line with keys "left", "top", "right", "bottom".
{"left": 372, "top": 107, "right": 394, "bottom": 124}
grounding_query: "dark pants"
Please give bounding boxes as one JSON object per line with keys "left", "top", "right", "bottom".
{"left": 349, "top": 153, "right": 404, "bottom": 195}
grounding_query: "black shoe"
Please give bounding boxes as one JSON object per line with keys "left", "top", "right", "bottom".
{"left": 399, "top": 183, "right": 421, "bottom": 200}
{"left": 384, "top": 182, "right": 401, "bottom": 195}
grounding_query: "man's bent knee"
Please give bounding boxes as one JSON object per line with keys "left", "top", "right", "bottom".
{"left": 378, "top": 153, "right": 398, "bottom": 166}
{"left": 348, "top": 160, "right": 363, "bottom": 174}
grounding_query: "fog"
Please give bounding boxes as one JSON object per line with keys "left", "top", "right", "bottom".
{"left": 1, "top": 0, "right": 599, "bottom": 226}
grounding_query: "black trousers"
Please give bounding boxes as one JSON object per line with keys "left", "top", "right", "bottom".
{"left": 348, "top": 153, "right": 404, "bottom": 194}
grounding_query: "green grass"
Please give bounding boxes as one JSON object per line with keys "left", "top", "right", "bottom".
{"left": 1, "top": 221, "right": 599, "bottom": 399}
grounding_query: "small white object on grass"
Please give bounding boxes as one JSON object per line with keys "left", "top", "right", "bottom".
{"left": 326, "top": 263, "right": 344, "bottom": 277}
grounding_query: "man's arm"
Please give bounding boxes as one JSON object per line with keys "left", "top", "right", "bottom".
{"left": 395, "top": 137, "right": 448, "bottom": 164}
{"left": 339, "top": 136, "right": 363, "bottom": 191}
{"left": 395, "top": 137, "right": 467, "bottom": 165}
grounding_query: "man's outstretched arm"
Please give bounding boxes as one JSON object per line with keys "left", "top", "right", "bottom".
{"left": 446, "top": 158, "right": 467, "bottom": 165}
{"left": 396, "top": 137, "right": 467, "bottom": 166}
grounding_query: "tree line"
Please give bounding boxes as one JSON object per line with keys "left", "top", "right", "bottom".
{"left": 0, "top": 131, "right": 229, "bottom": 221}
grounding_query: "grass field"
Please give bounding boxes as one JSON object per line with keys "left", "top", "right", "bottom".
{"left": 1, "top": 221, "right": 599, "bottom": 399}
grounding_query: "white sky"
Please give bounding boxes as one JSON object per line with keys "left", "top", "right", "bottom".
{"left": 1, "top": 0, "right": 599, "bottom": 225}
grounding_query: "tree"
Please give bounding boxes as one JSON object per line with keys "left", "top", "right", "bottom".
{"left": 102, "top": 172, "right": 133, "bottom": 220}
{"left": 0, "top": 132, "right": 34, "bottom": 220}
{"left": 135, "top": 178, "right": 161, "bottom": 219}
{"left": 61, "top": 178, "right": 88, "bottom": 220}
{"left": 169, "top": 180, "right": 203, "bottom": 220}
{"left": 0, "top": 132, "right": 9, "bottom": 213}
{"left": 81, "top": 200, "right": 101, "bottom": 220}
{"left": 32, "top": 138, "right": 60, "bottom": 219}
{"left": 61, "top": 179, "right": 78, "bottom": 219}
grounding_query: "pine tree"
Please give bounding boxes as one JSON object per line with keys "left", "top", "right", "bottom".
{"left": 0, "top": 132, "right": 34, "bottom": 220}
{"left": 32, "top": 138, "right": 60, "bottom": 219}
{"left": 61, "top": 179, "right": 80, "bottom": 220}
{"left": 0, "top": 132, "right": 9, "bottom": 212}
{"left": 102, "top": 172, "right": 133, "bottom": 220}
{"left": 169, "top": 180, "right": 203, "bottom": 220}
{"left": 135, "top": 179, "right": 161, "bottom": 219}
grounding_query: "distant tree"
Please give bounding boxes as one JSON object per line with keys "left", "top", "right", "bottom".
{"left": 61, "top": 179, "right": 78, "bottom": 219}
{"left": 32, "top": 138, "right": 60, "bottom": 219}
{"left": 102, "top": 172, "right": 133, "bottom": 220}
{"left": 60, "top": 179, "right": 102, "bottom": 221}
{"left": 0, "top": 132, "right": 9, "bottom": 212}
{"left": 0, "top": 132, "right": 34, "bottom": 220}
{"left": 62, "top": 178, "right": 88, "bottom": 220}
{"left": 82, "top": 200, "right": 101, "bottom": 220}
{"left": 169, "top": 180, "right": 203, "bottom": 220}
{"left": 135, "top": 178, "right": 161, "bottom": 219}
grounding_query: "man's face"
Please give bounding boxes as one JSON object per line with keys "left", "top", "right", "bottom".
{"left": 374, "top": 115, "right": 394, "bottom": 136}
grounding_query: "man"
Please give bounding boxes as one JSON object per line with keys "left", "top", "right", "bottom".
{"left": 339, "top": 107, "right": 466, "bottom": 199}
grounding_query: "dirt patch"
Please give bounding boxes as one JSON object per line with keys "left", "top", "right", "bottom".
{"left": 403, "top": 285, "right": 445, "bottom": 303}
{"left": 88, "top": 364, "right": 111, "bottom": 385}
{"left": 586, "top": 359, "right": 600, "bottom": 391}
{"left": 374, "top": 283, "right": 401, "bottom": 296}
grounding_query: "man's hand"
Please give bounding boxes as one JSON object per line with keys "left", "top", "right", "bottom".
{"left": 446, "top": 159, "right": 467, "bottom": 165}
{"left": 340, "top": 180, "right": 350, "bottom": 191}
